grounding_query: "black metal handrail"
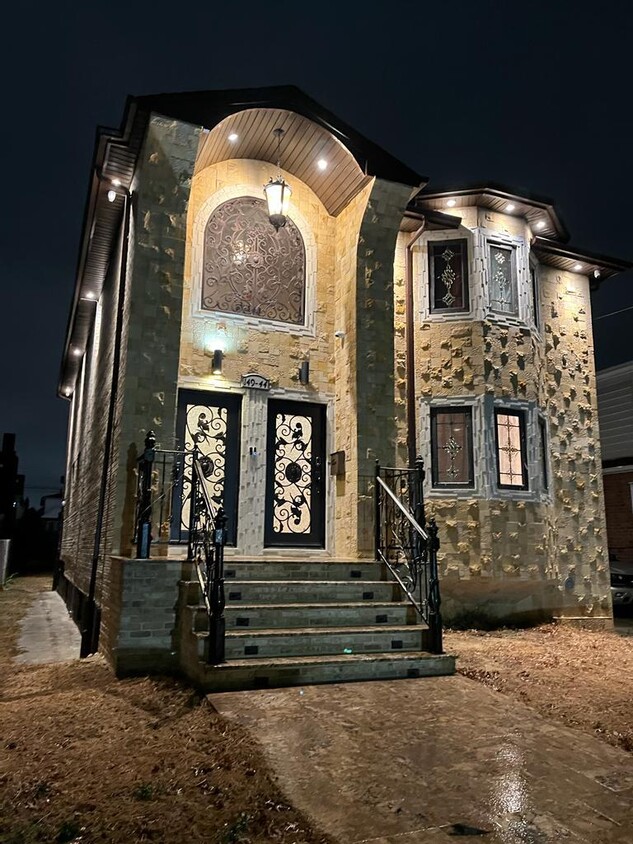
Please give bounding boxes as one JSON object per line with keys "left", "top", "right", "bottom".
{"left": 188, "top": 454, "right": 227, "bottom": 665}
{"left": 375, "top": 459, "right": 443, "bottom": 654}
{"left": 134, "top": 432, "right": 227, "bottom": 664}
{"left": 134, "top": 432, "right": 187, "bottom": 557}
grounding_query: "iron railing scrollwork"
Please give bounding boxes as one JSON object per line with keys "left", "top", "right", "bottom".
{"left": 375, "top": 459, "right": 443, "bottom": 654}
{"left": 134, "top": 432, "right": 228, "bottom": 665}
{"left": 187, "top": 453, "right": 227, "bottom": 665}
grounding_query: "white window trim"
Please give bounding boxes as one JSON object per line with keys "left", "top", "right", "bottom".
{"left": 415, "top": 229, "right": 476, "bottom": 323}
{"left": 190, "top": 184, "right": 318, "bottom": 338}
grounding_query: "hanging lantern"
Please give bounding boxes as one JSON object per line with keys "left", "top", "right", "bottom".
{"left": 264, "top": 127, "right": 292, "bottom": 231}
{"left": 264, "top": 176, "right": 292, "bottom": 230}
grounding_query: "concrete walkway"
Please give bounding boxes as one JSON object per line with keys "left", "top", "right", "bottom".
{"left": 14, "top": 590, "right": 81, "bottom": 664}
{"left": 211, "top": 676, "right": 633, "bottom": 843}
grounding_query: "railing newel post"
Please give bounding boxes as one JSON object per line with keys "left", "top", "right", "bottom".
{"left": 136, "top": 430, "right": 156, "bottom": 559}
{"left": 427, "top": 517, "right": 443, "bottom": 655}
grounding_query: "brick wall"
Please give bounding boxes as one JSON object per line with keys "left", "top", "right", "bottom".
{"left": 100, "top": 558, "right": 183, "bottom": 674}
{"left": 603, "top": 472, "right": 633, "bottom": 562}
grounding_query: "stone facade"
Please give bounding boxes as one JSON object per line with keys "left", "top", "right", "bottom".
{"left": 392, "top": 206, "right": 611, "bottom": 626}
{"left": 59, "top": 93, "right": 621, "bottom": 667}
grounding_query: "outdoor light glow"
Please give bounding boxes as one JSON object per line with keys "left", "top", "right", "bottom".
{"left": 84, "top": 291, "right": 95, "bottom": 299}
{"left": 111, "top": 178, "right": 121, "bottom": 187}
{"left": 536, "top": 220, "right": 546, "bottom": 230}
{"left": 505, "top": 203, "right": 516, "bottom": 212}
{"left": 446, "top": 198, "right": 457, "bottom": 207}
{"left": 228, "top": 132, "right": 239, "bottom": 142}
{"left": 72, "top": 348, "right": 82, "bottom": 357}
{"left": 317, "top": 158, "right": 328, "bottom": 171}
{"left": 107, "top": 189, "right": 116, "bottom": 202}
{"left": 264, "top": 177, "right": 292, "bottom": 229}
{"left": 573, "top": 263, "right": 583, "bottom": 271}
{"left": 212, "top": 349, "right": 223, "bottom": 375}
{"left": 64, "top": 388, "right": 72, "bottom": 397}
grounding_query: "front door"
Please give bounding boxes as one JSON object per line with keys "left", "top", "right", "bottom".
{"left": 264, "top": 400, "right": 326, "bottom": 548}
{"left": 172, "top": 390, "right": 241, "bottom": 545}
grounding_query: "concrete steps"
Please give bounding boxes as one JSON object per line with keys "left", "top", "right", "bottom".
{"left": 178, "top": 560, "right": 454, "bottom": 691}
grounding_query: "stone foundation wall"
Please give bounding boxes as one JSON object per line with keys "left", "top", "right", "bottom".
{"left": 100, "top": 557, "right": 183, "bottom": 675}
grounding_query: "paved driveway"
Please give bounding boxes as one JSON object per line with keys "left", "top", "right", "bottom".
{"left": 211, "top": 676, "right": 633, "bottom": 843}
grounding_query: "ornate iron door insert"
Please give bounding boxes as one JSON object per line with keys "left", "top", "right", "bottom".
{"left": 172, "top": 390, "right": 241, "bottom": 546}
{"left": 264, "top": 400, "right": 326, "bottom": 548}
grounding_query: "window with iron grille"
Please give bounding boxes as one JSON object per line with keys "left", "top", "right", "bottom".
{"left": 489, "top": 243, "right": 518, "bottom": 315}
{"left": 430, "top": 407, "right": 474, "bottom": 488}
{"left": 494, "top": 409, "right": 528, "bottom": 489}
{"left": 428, "top": 240, "right": 469, "bottom": 313}
{"left": 201, "top": 196, "right": 306, "bottom": 325}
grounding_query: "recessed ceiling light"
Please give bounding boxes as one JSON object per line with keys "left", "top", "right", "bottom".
{"left": 64, "top": 387, "right": 72, "bottom": 397}
{"left": 228, "top": 133, "right": 238, "bottom": 142}
{"left": 446, "top": 199, "right": 457, "bottom": 208}
{"left": 573, "top": 263, "right": 583, "bottom": 271}
{"left": 111, "top": 178, "right": 122, "bottom": 187}
{"left": 84, "top": 291, "right": 95, "bottom": 300}
{"left": 536, "top": 220, "right": 546, "bottom": 230}
{"left": 317, "top": 158, "right": 327, "bottom": 171}
{"left": 107, "top": 189, "right": 116, "bottom": 202}
{"left": 505, "top": 203, "right": 516, "bottom": 212}
{"left": 72, "top": 348, "right": 82, "bottom": 357}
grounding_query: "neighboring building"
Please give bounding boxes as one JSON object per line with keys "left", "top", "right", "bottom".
{"left": 597, "top": 362, "right": 633, "bottom": 563}
{"left": 57, "top": 86, "right": 631, "bottom": 685}
{"left": 0, "top": 433, "right": 21, "bottom": 539}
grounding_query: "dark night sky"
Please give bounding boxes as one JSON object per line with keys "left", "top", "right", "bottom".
{"left": 1, "top": 0, "right": 632, "bottom": 502}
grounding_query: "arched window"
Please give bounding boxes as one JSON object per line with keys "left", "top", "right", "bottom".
{"left": 201, "top": 196, "right": 306, "bottom": 325}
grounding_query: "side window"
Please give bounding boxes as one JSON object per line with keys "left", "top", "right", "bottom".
{"left": 488, "top": 242, "right": 518, "bottom": 315}
{"left": 494, "top": 409, "right": 528, "bottom": 490}
{"left": 428, "top": 239, "right": 469, "bottom": 313}
{"left": 430, "top": 407, "right": 474, "bottom": 488}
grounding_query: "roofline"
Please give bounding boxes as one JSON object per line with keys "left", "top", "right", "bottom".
{"left": 413, "top": 181, "right": 570, "bottom": 242}
{"left": 532, "top": 237, "right": 633, "bottom": 277}
{"left": 132, "top": 85, "right": 427, "bottom": 188}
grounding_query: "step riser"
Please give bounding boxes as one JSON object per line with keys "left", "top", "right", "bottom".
{"left": 199, "top": 655, "right": 456, "bottom": 692}
{"left": 224, "top": 563, "right": 384, "bottom": 581}
{"left": 224, "top": 582, "right": 399, "bottom": 605}
{"left": 216, "top": 630, "right": 425, "bottom": 660}
{"left": 193, "top": 604, "right": 416, "bottom": 632}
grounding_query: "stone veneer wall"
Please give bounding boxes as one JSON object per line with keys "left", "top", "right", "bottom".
{"left": 60, "top": 114, "right": 201, "bottom": 609}
{"left": 393, "top": 205, "right": 611, "bottom": 625}
{"left": 112, "top": 116, "right": 201, "bottom": 560}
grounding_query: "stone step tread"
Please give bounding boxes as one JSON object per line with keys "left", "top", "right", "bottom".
{"left": 211, "top": 625, "right": 423, "bottom": 640}
{"left": 202, "top": 601, "right": 412, "bottom": 611}
{"left": 202, "top": 650, "right": 450, "bottom": 670}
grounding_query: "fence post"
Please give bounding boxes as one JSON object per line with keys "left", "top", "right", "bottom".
{"left": 208, "top": 507, "right": 227, "bottom": 665}
{"left": 136, "top": 431, "right": 156, "bottom": 559}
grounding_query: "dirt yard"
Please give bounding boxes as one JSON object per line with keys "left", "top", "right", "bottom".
{"left": 0, "top": 577, "right": 332, "bottom": 844}
{"left": 445, "top": 622, "right": 633, "bottom": 753}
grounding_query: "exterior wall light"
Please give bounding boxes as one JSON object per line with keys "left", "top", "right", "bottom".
{"left": 299, "top": 360, "right": 310, "bottom": 385}
{"left": 264, "top": 128, "right": 292, "bottom": 231}
{"left": 212, "top": 349, "right": 223, "bottom": 375}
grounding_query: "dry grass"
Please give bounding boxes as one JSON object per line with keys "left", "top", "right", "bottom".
{"left": 446, "top": 622, "right": 633, "bottom": 753}
{"left": 0, "top": 577, "right": 332, "bottom": 844}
